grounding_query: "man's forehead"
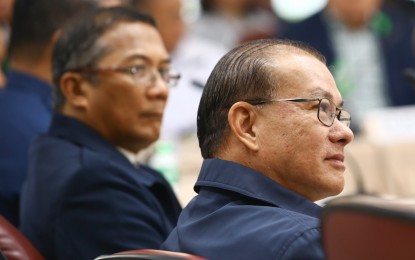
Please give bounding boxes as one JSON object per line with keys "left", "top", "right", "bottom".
{"left": 266, "top": 52, "right": 325, "bottom": 81}
{"left": 310, "top": 88, "right": 334, "bottom": 99}
{"left": 268, "top": 53, "right": 341, "bottom": 99}
{"left": 122, "top": 53, "right": 171, "bottom": 65}
{"left": 98, "top": 22, "right": 169, "bottom": 63}
{"left": 102, "top": 21, "right": 156, "bottom": 40}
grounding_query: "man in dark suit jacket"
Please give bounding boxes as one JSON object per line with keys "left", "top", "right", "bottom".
{"left": 19, "top": 7, "right": 182, "bottom": 260}
{"left": 0, "top": 0, "right": 107, "bottom": 228}
{"left": 162, "top": 39, "right": 354, "bottom": 259}
{"left": 280, "top": 0, "right": 415, "bottom": 132}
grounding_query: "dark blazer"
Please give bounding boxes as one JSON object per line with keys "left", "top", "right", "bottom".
{"left": 20, "top": 114, "right": 182, "bottom": 260}
{"left": 162, "top": 159, "right": 323, "bottom": 260}
{"left": 0, "top": 69, "right": 52, "bottom": 227}
{"left": 279, "top": 5, "right": 415, "bottom": 106}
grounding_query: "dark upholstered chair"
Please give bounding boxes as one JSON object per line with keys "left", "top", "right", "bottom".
{"left": 322, "top": 195, "right": 415, "bottom": 260}
{"left": 94, "top": 249, "right": 206, "bottom": 260}
{"left": 0, "top": 215, "right": 44, "bottom": 260}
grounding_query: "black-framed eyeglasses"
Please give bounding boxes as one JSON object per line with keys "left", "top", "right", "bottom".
{"left": 67, "top": 64, "right": 181, "bottom": 87}
{"left": 248, "top": 98, "right": 351, "bottom": 127}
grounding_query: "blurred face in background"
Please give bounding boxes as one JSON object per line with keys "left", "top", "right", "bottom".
{"left": 0, "top": 0, "right": 14, "bottom": 22}
{"left": 148, "top": 0, "right": 184, "bottom": 53}
{"left": 328, "top": 0, "right": 382, "bottom": 29}
{"left": 203, "top": 0, "right": 253, "bottom": 16}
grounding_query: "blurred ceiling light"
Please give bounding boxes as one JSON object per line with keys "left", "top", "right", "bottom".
{"left": 271, "top": 0, "right": 327, "bottom": 22}
{"left": 181, "top": 0, "right": 201, "bottom": 23}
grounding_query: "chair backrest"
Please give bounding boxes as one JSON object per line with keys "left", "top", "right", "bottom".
{"left": 94, "top": 249, "right": 206, "bottom": 260}
{"left": 0, "top": 215, "right": 44, "bottom": 260}
{"left": 321, "top": 195, "right": 415, "bottom": 260}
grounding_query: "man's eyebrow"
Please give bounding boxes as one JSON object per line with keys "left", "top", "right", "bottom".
{"left": 310, "top": 88, "right": 332, "bottom": 98}
{"left": 124, "top": 54, "right": 172, "bottom": 65}
{"left": 310, "top": 88, "right": 344, "bottom": 106}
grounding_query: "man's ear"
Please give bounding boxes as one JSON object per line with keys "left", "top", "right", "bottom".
{"left": 59, "top": 72, "right": 90, "bottom": 110}
{"left": 228, "top": 101, "right": 259, "bottom": 152}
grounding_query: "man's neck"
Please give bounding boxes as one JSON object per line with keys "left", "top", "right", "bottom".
{"left": 9, "top": 59, "right": 52, "bottom": 85}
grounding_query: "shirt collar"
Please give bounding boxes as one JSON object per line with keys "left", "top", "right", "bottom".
{"left": 195, "top": 158, "right": 321, "bottom": 218}
{"left": 117, "top": 147, "right": 146, "bottom": 168}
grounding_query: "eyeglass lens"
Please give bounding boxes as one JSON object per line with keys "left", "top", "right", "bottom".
{"left": 132, "top": 65, "right": 179, "bottom": 87}
{"left": 318, "top": 98, "right": 350, "bottom": 127}
{"left": 131, "top": 65, "right": 157, "bottom": 87}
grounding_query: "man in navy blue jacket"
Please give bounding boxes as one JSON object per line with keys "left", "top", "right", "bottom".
{"left": 161, "top": 39, "right": 354, "bottom": 259}
{"left": 0, "top": 0, "right": 104, "bottom": 228}
{"left": 20, "top": 7, "right": 181, "bottom": 260}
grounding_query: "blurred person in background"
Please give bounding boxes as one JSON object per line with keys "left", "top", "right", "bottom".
{"left": 0, "top": 0, "right": 14, "bottom": 22}
{"left": 20, "top": 7, "right": 181, "bottom": 260}
{"left": 127, "top": 0, "right": 226, "bottom": 143}
{"left": 0, "top": 0, "right": 120, "bottom": 228}
{"left": 279, "top": 0, "right": 415, "bottom": 133}
{"left": 127, "top": 0, "right": 184, "bottom": 54}
{"left": 191, "top": 0, "right": 279, "bottom": 50}
{"left": 127, "top": 0, "right": 227, "bottom": 196}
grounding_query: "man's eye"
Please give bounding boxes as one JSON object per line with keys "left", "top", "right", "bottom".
{"left": 132, "top": 64, "right": 146, "bottom": 70}
{"left": 319, "top": 104, "right": 330, "bottom": 113}
{"left": 131, "top": 64, "right": 148, "bottom": 75}
{"left": 159, "top": 68, "right": 170, "bottom": 77}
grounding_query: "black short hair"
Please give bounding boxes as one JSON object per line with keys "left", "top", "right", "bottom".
{"left": 52, "top": 6, "right": 156, "bottom": 111}
{"left": 197, "top": 39, "right": 326, "bottom": 158}
{"left": 8, "top": 0, "right": 100, "bottom": 60}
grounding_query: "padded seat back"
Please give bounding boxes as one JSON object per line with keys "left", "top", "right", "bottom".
{"left": 0, "top": 215, "right": 44, "bottom": 260}
{"left": 322, "top": 195, "right": 415, "bottom": 260}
